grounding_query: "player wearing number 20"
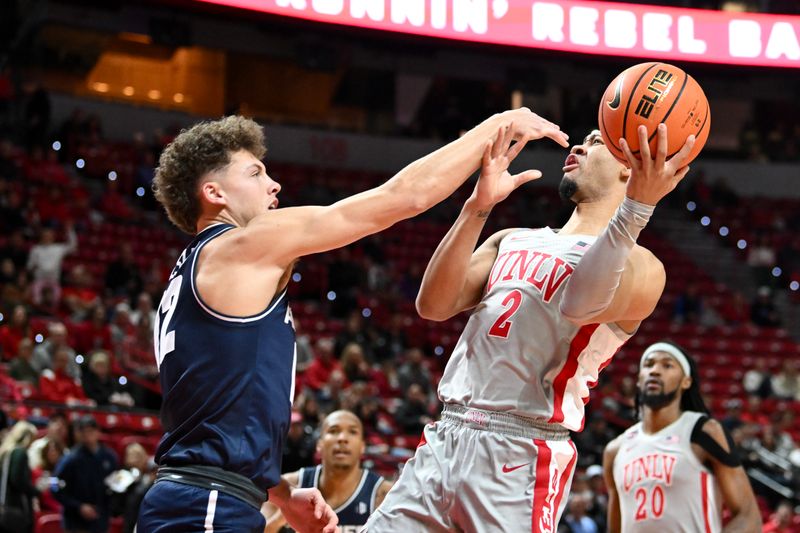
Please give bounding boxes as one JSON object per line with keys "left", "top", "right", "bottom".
{"left": 367, "top": 125, "right": 698, "bottom": 532}
{"left": 137, "top": 113, "right": 569, "bottom": 533}
{"left": 603, "top": 342, "right": 761, "bottom": 532}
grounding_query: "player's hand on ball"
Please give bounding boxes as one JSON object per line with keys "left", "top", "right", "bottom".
{"left": 620, "top": 123, "right": 695, "bottom": 206}
{"left": 504, "top": 107, "right": 570, "bottom": 148}
{"left": 468, "top": 123, "right": 543, "bottom": 213}
{"left": 280, "top": 487, "right": 340, "bottom": 533}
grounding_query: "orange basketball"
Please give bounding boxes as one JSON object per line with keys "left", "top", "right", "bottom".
{"left": 598, "top": 62, "right": 710, "bottom": 166}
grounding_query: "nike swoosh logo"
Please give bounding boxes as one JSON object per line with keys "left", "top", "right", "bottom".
{"left": 502, "top": 462, "right": 531, "bottom": 473}
{"left": 607, "top": 74, "right": 624, "bottom": 110}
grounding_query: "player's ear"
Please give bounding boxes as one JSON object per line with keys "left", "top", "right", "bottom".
{"left": 681, "top": 375, "right": 692, "bottom": 391}
{"left": 199, "top": 179, "right": 226, "bottom": 207}
{"left": 620, "top": 165, "right": 631, "bottom": 181}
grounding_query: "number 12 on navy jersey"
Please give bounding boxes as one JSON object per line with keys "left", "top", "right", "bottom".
{"left": 154, "top": 275, "right": 182, "bottom": 368}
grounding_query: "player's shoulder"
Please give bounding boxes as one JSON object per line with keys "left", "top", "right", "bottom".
{"left": 603, "top": 432, "right": 626, "bottom": 458}
{"left": 693, "top": 416, "right": 728, "bottom": 447}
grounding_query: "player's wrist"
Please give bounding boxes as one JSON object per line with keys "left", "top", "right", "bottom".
{"left": 463, "top": 198, "right": 494, "bottom": 219}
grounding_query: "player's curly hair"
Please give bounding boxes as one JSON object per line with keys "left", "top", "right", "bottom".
{"left": 153, "top": 116, "right": 266, "bottom": 234}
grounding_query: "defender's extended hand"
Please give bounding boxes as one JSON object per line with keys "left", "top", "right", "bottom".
{"left": 279, "top": 488, "right": 339, "bottom": 533}
{"left": 468, "top": 123, "right": 543, "bottom": 213}
{"left": 504, "top": 107, "right": 570, "bottom": 148}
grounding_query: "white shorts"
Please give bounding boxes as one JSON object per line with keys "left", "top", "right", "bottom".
{"left": 364, "top": 404, "right": 578, "bottom": 533}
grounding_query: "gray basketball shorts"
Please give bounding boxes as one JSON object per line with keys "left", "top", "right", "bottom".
{"left": 364, "top": 404, "right": 578, "bottom": 533}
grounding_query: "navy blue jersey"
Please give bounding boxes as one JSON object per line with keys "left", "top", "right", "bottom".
{"left": 154, "top": 223, "right": 297, "bottom": 493}
{"left": 298, "top": 466, "right": 384, "bottom": 531}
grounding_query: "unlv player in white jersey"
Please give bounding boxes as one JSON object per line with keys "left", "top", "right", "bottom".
{"left": 603, "top": 342, "right": 761, "bottom": 532}
{"left": 365, "top": 123, "right": 696, "bottom": 533}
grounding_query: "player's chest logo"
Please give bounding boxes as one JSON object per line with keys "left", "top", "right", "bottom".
{"left": 622, "top": 453, "right": 678, "bottom": 493}
{"left": 487, "top": 249, "right": 574, "bottom": 303}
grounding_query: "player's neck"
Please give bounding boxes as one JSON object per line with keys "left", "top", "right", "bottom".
{"left": 559, "top": 198, "right": 621, "bottom": 236}
{"left": 196, "top": 211, "right": 240, "bottom": 233}
{"left": 319, "top": 465, "right": 363, "bottom": 500}
{"left": 642, "top": 402, "right": 683, "bottom": 434}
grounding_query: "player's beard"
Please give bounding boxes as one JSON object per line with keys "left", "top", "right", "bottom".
{"left": 559, "top": 176, "right": 578, "bottom": 202}
{"left": 639, "top": 386, "right": 680, "bottom": 410}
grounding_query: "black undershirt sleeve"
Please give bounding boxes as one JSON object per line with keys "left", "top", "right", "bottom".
{"left": 690, "top": 415, "right": 742, "bottom": 468}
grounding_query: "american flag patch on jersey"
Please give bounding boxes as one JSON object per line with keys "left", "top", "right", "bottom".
{"left": 665, "top": 435, "right": 680, "bottom": 444}
{"left": 571, "top": 240, "right": 591, "bottom": 252}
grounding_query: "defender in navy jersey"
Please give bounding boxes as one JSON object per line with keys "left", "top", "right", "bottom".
{"left": 603, "top": 342, "right": 760, "bottom": 533}
{"left": 137, "top": 113, "right": 568, "bottom": 532}
{"left": 262, "top": 411, "right": 393, "bottom": 533}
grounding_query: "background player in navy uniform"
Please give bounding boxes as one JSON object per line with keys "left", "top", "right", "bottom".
{"left": 136, "top": 113, "right": 569, "bottom": 533}
{"left": 261, "top": 411, "right": 393, "bottom": 532}
{"left": 603, "top": 341, "right": 761, "bottom": 532}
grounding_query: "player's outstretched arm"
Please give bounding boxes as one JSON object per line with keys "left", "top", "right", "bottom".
{"left": 417, "top": 125, "right": 541, "bottom": 321}
{"left": 234, "top": 109, "right": 568, "bottom": 268}
{"left": 560, "top": 124, "right": 693, "bottom": 330}
{"left": 267, "top": 475, "right": 339, "bottom": 533}
{"left": 696, "top": 419, "right": 762, "bottom": 533}
{"left": 603, "top": 437, "right": 623, "bottom": 533}
{"left": 261, "top": 471, "right": 301, "bottom": 533}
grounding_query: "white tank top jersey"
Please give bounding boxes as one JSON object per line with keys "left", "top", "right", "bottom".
{"left": 438, "top": 228, "right": 632, "bottom": 432}
{"left": 613, "top": 411, "right": 723, "bottom": 533}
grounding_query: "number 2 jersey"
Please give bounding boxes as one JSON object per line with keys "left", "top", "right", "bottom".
{"left": 153, "top": 223, "right": 297, "bottom": 493}
{"left": 612, "top": 411, "right": 722, "bottom": 533}
{"left": 438, "top": 227, "right": 632, "bottom": 432}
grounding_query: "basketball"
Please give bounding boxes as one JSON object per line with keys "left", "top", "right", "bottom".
{"left": 598, "top": 62, "right": 710, "bottom": 166}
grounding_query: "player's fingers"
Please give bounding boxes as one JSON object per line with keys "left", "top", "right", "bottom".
{"left": 655, "top": 123, "right": 668, "bottom": 169}
{"left": 544, "top": 127, "right": 570, "bottom": 148}
{"left": 512, "top": 169, "right": 542, "bottom": 187}
{"left": 492, "top": 126, "right": 505, "bottom": 159}
{"left": 667, "top": 134, "right": 696, "bottom": 172}
{"left": 505, "top": 135, "right": 530, "bottom": 161}
{"left": 501, "top": 121, "right": 514, "bottom": 152}
{"left": 619, "top": 138, "right": 639, "bottom": 171}
{"left": 637, "top": 125, "right": 651, "bottom": 161}
{"left": 481, "top": 139, "right": 493, "bottom": 168}
{"left": 312, "top": 495, "right": 324, "bottom": 520}
{"left": 674, "top": 165, "right": 691, "bottom": 183}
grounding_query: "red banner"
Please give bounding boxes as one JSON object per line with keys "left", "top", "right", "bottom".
{"left": 194, "top": 0, "right": 800, "bottom": 68}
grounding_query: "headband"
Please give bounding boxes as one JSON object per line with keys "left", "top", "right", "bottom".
{"left": 640, "top": 342, "right": 691, "bottom": 377}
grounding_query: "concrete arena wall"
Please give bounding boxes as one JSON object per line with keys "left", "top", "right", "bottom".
{"left": 50, "top": 93, "right": 799, "bottom": 198}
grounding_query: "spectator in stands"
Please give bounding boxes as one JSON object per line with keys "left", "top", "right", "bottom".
{"left": 372, "top": 313, "right": 408, "bottom": 362}
{"left": 0, "top": 303, "right": 30, "bottom": 359}
{"left": 720, "top": 398, "right": 744, "bottom": 432}
{"left": 334, "top": 311, "right": 371, "bottom": 360}
{"left": 293, "top": 321, "right": 314, "bottom": 374}
{"left": 119, "top": 314, "right": 157, "bottom": 379}
{"left": 560, "top": 492, "right": 599, "bottom": 533}
{"left": 119, "top": 442, "right": 155, "bottom": 533}
{"left": 26, "top": 223, "right": 77, "bottom": 304}
{"left": 747, "top": 236, "right": 777, "bottom": 287}
{"left": 672, "top": 282, "right": 704, "bottom": 324}
{"left": 74, "top": 304, "right": 113, "bottom": 355}
{"left": 304, "top": 337, "right": 343, "bottom": 393}
{"left": 585, "top": 465, "right": 608, "bottom": 531}
{"left": 28, "top": 411, "right": 70, "bottom": 470}
{"left": 108, "top": 302, "right": 134, "bottom": 348}
{"left": 62, "top": 264, "right": 101, "bottom": 322}
{"left": 31, "top": 321, "right": 79, "bottom": 379}
{"left": 394, "top": 383, "right": 433, "bottom": 435}
{"left": 763, "top": 500, "right": 796, "bottom": 533}
{"left": 573, "top": 413, "right": 616, "bottom": 469}
{"left": 0, "top": 421, "right": 38, "bottom": 533}
{"left": 82, "top": 350, "right": 134, "bottom": 408}
{"left": 280, "top": 411, "right": 316, "bottom": 474}
{"left": 31, "top": 284, "right": 61, "bottom": 319}
{"left": 743, "top": 359, "right": 773, "bottom": 398}
{"left": 740, "top": 395, "right": 770, "bottom": 427}
{"left": 9, "top": 338, "right": 38, "bottom": 385}
{"left": 297, "top": 393, "right": 322, "bottom": 428}
{"left": 53, "top": 415, "right": 118, "bottom": 533}
{"left": 104, "top": 243, "right": 143, "bottom": 302}
{"left": 771, "top": 360, "right": 800, "bottom": 401}
{"left": 340, "top": 342, "right": 370, "bottom": 385}
{"left": 397, "top": 347, "right": 432, "bottom": 396}
{"left": 751, "top": 286, "right": 781, "bottom": 328}
{"left": 128, "top": 292, "right": 155, "bottom": 327}
{"left": 39, "top": 346, "right": 90, "bottom": 405}
{"left": 31, "top": 438, "right": 65, "bottom": 513}
{"left": 0, "top": 230, "right": 28, "bottom": 272}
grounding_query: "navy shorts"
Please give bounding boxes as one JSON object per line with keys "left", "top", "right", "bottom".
{"left": 137, "top": 480, "right": 266, "bottom": 533}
